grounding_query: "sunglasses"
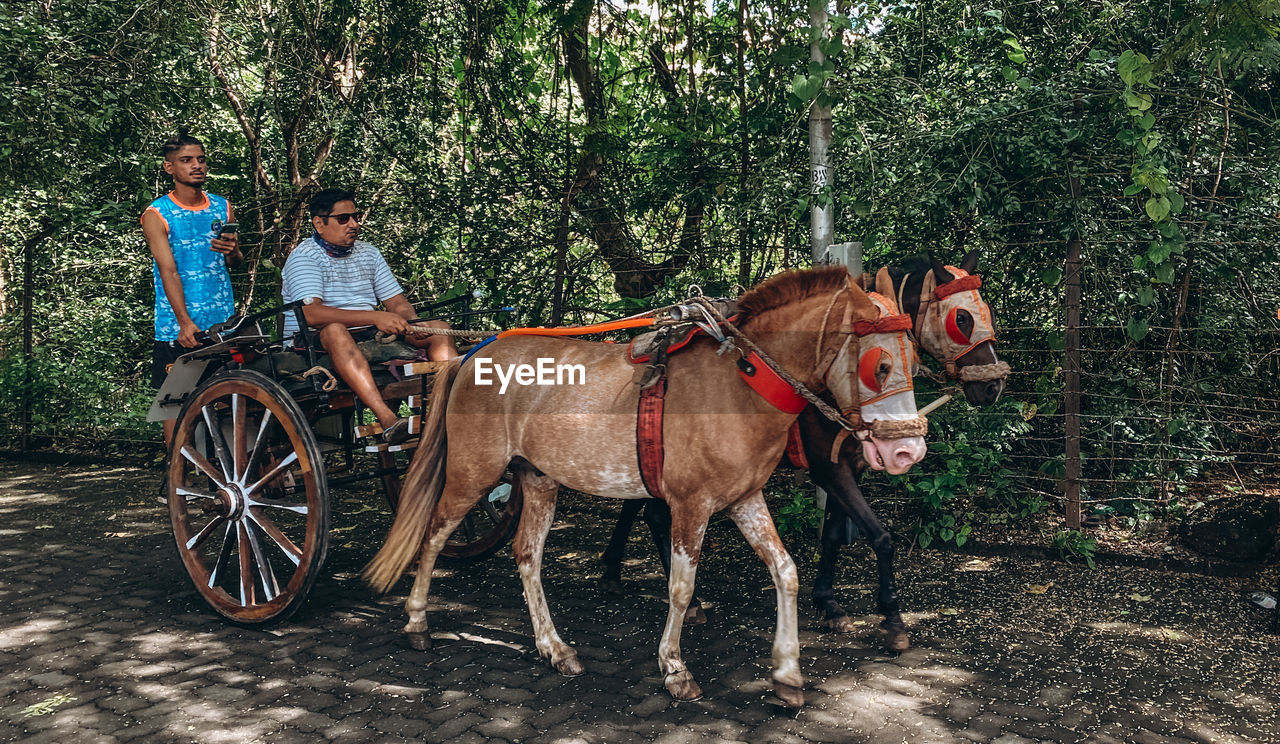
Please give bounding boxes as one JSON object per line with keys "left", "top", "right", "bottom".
{"left": 321, "top": 211, "right": 365, "bottom": 225}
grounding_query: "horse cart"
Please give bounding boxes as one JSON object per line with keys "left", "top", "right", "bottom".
{"left": 148, "top": 296, "right": 521, "bottom": 625}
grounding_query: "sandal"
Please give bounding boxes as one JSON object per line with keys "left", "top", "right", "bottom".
{"left": 382, "top": 417, "right": 413, "bottom": 446}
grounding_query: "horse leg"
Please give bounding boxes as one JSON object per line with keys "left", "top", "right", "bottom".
{"left": 864, "top": 512, "right": 908, "bottom": 651}
{"left": 642, "top": 499, "right": 706, "bottom": 626}
{"left": 818, "top": 464, "right": 909, "bottom": 651}
{"left": 654, "top": 502, "right": 709, "bottom": 701}
{"left": 402, "top": 481, "right": 487, "bottom": 650}
{"left": 809, "top": 456, "right": 862, "bottom": 632}
{"left": 511, "top": 470, "right": 584, "bottom": 676}
{"left": 600, "top": 498, "right": 644, "bottom": 594}
{"left": 813, "top": 503, "right": 860, "bottom": 633}
{"left": 725, "top": 491, "right": 804, "bottom": 708}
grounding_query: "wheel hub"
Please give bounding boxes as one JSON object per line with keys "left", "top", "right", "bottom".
{"left": 214, "top": 484, "right": 247, "bottom": 519}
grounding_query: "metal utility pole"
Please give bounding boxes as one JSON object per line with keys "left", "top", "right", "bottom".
{"left": 809, "top": 0, "right": 834, "bottom": 264}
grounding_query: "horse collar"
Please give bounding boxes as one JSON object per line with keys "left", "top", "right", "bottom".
{"left": 736, "top": 351, "right": 809, "bottom": 414}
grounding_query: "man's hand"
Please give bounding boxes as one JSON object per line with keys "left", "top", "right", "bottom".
{"left": 177, "top": 320, "right": 202, "bottom": 348}
{"left": 210, "top": 234, "right": 243, "bottom": 264}
{"left": 372, "top": 311, "right": 412, "bottom": 336}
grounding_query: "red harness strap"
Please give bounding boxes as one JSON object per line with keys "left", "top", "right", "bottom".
{"left": 737, "top": 351, "right": 809, "bottom": 414}
{"left": 785, "top": 421, "right": 809, "bottom": 470}
{"left": 636, "top": 379, "right": 667, "bottom": 501}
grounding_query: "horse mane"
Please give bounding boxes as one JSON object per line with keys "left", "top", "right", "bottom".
{"left": 736, "top": 265, "right": 851, "bottom": 322}
{"left": 896, "top": 254, "right": 932, "bottom": 275}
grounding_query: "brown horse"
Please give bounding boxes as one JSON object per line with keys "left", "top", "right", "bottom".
{"left": 602, "top": 250, "right": 1009, "bottom": 651}
{"left": 364, "top": 266, "right": 927, "bottom": 707}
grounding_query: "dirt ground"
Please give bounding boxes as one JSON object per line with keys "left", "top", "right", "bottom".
{"left": 1, "top": 457, "right": 1279, "bottom": 743}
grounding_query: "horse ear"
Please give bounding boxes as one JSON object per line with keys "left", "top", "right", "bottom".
{"left": 959, "top": 248, "right": 980, "bottom": 274}
{"left": 847, "top": 280, "right": 878, "bottom": 318}
{"left": 932, "top": 258, "right": 955, "bottom": 284}
{"left": 875, "top": 266, "right": 895, "bottom": 298}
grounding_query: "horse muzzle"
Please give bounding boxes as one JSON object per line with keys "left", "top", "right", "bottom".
{"left": 858, "top": 417, "right": 928, "bottom": 475}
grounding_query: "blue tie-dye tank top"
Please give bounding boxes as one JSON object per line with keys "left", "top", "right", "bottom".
{"left": 144, "top": 192, "right": 235, "bottom": 341}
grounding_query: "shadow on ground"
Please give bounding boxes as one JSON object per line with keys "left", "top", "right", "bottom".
{"left": 1, "top": 459, "right": 1277, "bottom": 743}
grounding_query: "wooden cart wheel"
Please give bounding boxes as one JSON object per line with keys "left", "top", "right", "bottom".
{"left": 168, "top": 370, "right": 329, "bottom": 625}
{"left": 379, "top": 455, "right": 522, "bottom": 565}
{"left": 439, "top": 471, "right": 523, "bottom": 564}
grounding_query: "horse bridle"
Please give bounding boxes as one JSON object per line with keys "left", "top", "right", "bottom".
{"left": 900, "top": 267, "right": 1011, "bottom": 384}
{"left": 814, "top": 283, "right": 928, "bottom": 443}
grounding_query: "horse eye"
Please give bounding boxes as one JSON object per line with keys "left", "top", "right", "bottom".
{"left": 946, "top": 307, "right": 973, "bottom": 344}
{"left": 859, "top": 348, "right": 885, "bottom": 393}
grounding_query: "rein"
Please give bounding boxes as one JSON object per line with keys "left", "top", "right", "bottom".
{"left": 686, "top": 292, "right": 860, "bottom": 432}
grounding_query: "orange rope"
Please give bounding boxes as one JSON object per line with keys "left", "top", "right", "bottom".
{"left": 495, "top": 317, "right": 656, "bottom": 339}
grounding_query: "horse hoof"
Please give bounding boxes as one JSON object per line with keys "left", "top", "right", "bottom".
{"left": 664, "top": 670, "right": 703, "bottom": 701}
{"left": 554, "top": 654, "right": 586, "bottom": 677}
{"left": 600, "top": 578, "right": 624, "bottom": 595}
{"left": 684, "top": 604, "right": 708, "bottom": 626}
{"left": 880, "top": 619, "right": 910, "bottom": 651}
{"left": 825, "top": 614, "right": 859, "bottom": 633}
{"left": 883, "top": 629, "right": 910, "bottom": 651}
{"left": 406, "top": 632, "right": 431, "bottom": 651}
{"left": 773, "top": 681, "right": 805, "bottom": 708}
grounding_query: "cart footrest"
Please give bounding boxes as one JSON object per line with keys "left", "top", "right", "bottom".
{"left": 364, "top": 439, "right": 420, "bottom": 453}
{"left": 389, "top": 360, "right": 450, "bottom": 377}
{"left": 355, "top": 415, "right": 421, "bottom": 440}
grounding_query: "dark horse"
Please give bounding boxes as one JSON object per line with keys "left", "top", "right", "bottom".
{"left": 600, "top": 250, "right": 1008, "bottom": 649}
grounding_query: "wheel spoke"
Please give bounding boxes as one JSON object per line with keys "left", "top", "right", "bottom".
{"left": 180, "top": 446, "right": 226, "bottom": 489}
{"left": 231, "top": 394, "right": 248, "bottom": 481}
{"left": 251, "top": 496, "right": 308, "bottom": 515}
{"left": 479, "top": 498, "right": 502, "bottom": 523}
{"left": 245, "top": 521, "right": 280, "bottom": 601}
{"left": 175, "top": 486, "right": 216, "bottom": 503}
{"left": 236, "top": 522, "right": 255, "bottom": 606}
{"left": 208, "top": 522, "right": 236, "bottom": 588}
{"left": 244, "top": 452, "right": 299, "bottom": 495}
{"left": 242, "top": 408, "right": 276, "bottom": 485}
{"left": 460, "top": 512, "right": 477, "bottom": 542}
{"left": 201, "top": 405, "right": 234, "bottom": 483}
{"left": 246, "top": 508, "right": 302, "bottom": 566}
{"left": 185, "top": 515, "right": 227, "bottom": 551}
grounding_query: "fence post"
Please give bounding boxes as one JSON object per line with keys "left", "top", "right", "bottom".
{"left": 21, "top": 225, "right": 36, "bottom": 452}
{"left": 1063, "top": 96, "right": 1083, "bottom": 529}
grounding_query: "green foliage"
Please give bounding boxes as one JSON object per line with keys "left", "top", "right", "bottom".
{"left": 888, "top": 396, "right": 1032, "bottom": 547}
{"left": 1052, "top": 529, "right": 1099, "bottom": 569}
{"left": 0, "top": 0, "right": 1276, "bottom": 540}
{"left": 772, "top": 484, "right": 824, "bottom": 536}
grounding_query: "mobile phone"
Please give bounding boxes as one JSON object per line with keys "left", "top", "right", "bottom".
{"left": 218, "top": 222, "right": 238, "bottom": 237}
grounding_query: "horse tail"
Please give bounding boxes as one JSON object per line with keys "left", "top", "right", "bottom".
{"left": 363, "top": 358, "right": 462, "bottom": 594}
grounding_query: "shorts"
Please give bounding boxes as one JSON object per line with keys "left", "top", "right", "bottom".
{"left": 151, "top": 340, "right": 184, "bottom": 388}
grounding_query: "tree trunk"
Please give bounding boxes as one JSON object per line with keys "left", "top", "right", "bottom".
{"left": 559, "top": 0, "right": 691, "bottom": 298}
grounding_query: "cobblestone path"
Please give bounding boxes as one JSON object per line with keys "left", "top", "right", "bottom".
{"left": 1, "top": 459, "right": 1277, "bottom": 743}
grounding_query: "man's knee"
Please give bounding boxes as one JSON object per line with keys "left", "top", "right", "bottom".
{"left": 318, "top": 323, "right": 355, "bottom": 347}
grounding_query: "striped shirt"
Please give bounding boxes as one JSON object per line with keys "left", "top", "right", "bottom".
{"left": 281, "top": 237, "right": 404, "bottom": 335}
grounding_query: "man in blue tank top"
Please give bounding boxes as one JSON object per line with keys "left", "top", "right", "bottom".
{"left": 141, "top": 130, "right": 242, "bottom": 442}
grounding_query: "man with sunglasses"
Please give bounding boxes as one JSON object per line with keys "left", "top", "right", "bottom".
{"left": 282, "top": 189, "right": 456, "bottom": 445}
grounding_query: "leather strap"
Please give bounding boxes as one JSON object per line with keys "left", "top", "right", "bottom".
{"left": 636, "top": 378, "right": 667, "bottom": 500}
{"left": 785, "top": 421, "right": 809, "bottom": 470}
{"left": 737, "top": 350, "right": 809, "bottom": 414}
